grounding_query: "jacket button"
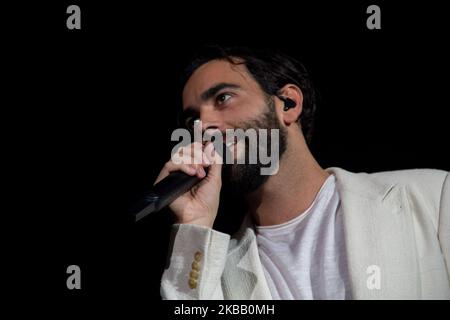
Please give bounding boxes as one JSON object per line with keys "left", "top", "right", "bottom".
{"left": 192, "top": 261, "right": 200, "bottom": 272}
{"left": 188, "top": 278, "right": 197, "bottom": 289}
{"left": 190, "top": 270, "right": 199, "bottom": 280}
{"left": 194, "top": 251, "right": 202, "bottom": 261}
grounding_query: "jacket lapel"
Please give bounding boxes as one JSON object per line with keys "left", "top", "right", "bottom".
{"left": 328, "top": 167, "right": 420, "bottom": 299}
{"left": 222, "top": 215, "right": 272, "bottom": 299}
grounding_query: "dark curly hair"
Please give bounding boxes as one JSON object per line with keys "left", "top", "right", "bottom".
{"left": 181, "top": 45, "right": 317, "bottom": 145}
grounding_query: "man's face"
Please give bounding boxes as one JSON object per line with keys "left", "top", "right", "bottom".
{"left": 182, "top": 59, "right": 287, "bottom": 194}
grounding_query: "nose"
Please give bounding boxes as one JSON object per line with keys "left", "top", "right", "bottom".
{"left": 198, "top": 107, "right": 223, "bottom": 132}
{"left": 195, "top": 108, "right": 224, "bottom": 146}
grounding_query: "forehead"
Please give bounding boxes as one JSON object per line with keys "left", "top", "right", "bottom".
{"left": 182, "top": 59, "right": 259, "bottom": 108}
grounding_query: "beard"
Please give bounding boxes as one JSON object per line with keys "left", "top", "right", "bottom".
{"left": 221, "top": 98, "right": 287, "bottom": 196}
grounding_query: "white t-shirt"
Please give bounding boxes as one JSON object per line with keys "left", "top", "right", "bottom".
{"left": 255, "top": 175, "right": 351, "bottom": 299}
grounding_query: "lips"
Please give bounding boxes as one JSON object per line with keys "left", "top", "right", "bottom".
{"left": 225, "top": 141, "right": 236, "bottom": 148}
{"left": 225, "top": 136, "right": 239, "bottom": 148}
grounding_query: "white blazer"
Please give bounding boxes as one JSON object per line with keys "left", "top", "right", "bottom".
{"left": 161, "top": 168, "right": 450, "bottom": 299}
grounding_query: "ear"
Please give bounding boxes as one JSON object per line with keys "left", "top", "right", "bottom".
{"left": 276, "top": 84, "right": 303, "bottom": 126}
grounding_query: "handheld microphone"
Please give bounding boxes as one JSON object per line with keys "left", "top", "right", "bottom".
{"left": 130, "top": 142, "right": 230, "bottom": 222}
{"left": 130, "top": 169, "right": 208, "bottom": 222}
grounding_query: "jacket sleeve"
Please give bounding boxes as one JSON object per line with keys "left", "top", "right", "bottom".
{"left": 160, "top": 223, "right": 230, "bottom": 299}
{"left": 439, "top": 172, "right": 450, "bottom": 281}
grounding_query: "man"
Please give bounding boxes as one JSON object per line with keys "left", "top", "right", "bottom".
{"left": 156, "top": 46, "right": 450, "bottom": 299}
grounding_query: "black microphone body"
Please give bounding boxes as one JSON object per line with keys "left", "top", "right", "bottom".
{"left": 131, "top": 142, "right": 230, "bottom": 222}
{"left": 130, "top": 170, "right": 207, "bottom": 222}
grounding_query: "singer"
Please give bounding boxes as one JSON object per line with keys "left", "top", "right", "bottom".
{"left": 155, "top": 46, "right": 450, "bottom": 299}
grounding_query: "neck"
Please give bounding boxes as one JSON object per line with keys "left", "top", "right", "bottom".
{"left": 246, "top": 131, "right": 329, "bottom": 226}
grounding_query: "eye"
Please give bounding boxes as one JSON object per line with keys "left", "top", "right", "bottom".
{"left": 216, "top": 93, "right": 232, "bottom": 105}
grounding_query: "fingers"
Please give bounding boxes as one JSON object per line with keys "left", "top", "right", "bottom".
{"left": 172, "top": 142, "right": 207, "bottom": 166}
{"left": 154, "top": 162, "right": 198, "bottom": 185}
{"left": 154, "top": 143, "right": 211, "bottom": 185}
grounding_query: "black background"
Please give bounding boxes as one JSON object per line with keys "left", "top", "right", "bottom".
{"left": 9, "top": 0, "right": 449, "bottom": 313}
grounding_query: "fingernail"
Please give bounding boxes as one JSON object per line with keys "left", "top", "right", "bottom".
{"left": 198, "top": 167, "right": 205, "bottom": 177}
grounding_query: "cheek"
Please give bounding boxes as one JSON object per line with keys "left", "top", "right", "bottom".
{"left": 227, "top": 98, "right": 267, "bottom": 124}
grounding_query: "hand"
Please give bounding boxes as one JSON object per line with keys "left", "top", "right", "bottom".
{"left": 153, "top": 142, "right": 222, "bottom": 228}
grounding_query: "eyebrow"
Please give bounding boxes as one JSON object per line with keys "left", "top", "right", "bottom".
{"left": 181, "top": 82, "right": 241, "bottom": 123}
{"left": 200, "top": 82, "right": 241, "bottom": 101}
